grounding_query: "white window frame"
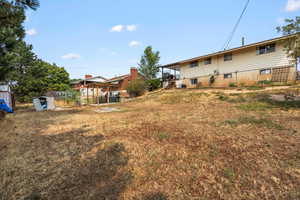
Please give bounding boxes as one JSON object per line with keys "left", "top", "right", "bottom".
{"left": 190, "top": 78, "right": 198, "bottom": 85}
{"left": 260, "top": 68, "right": 272, "bottom": 75}
{"left": 190, "top": 61, "right": 199, "bottom": 68}
{"left": 224, "top": 73, "right": 233, "bottom": 79}
{"left": 204, "top": 58, "right": 212, "bottom": 65}
{"left": 224, "top": 53, "right": 232, "bottom": 61}
{"left": 257, "top": 43, "right": 276, "bottom": 55}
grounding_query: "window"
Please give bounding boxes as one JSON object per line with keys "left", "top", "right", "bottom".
{"left": 190, "top": 61, "right": 199, "bottom": 68}
{"left": 260, "top": 69, "right": 272, "bottom": 75}
{"left": 224, "top": 53, "right": 232, "bottom": 61}
{"left": 190, "top": 78, "right": 198, "bottom": 85}
{"left": 224, "top": 73, "right": 233, "bottom": 79}
{"left": 257, "top": 43, "right": 276, "bottom": 55}
{"left": 204, "top": 58, "right": 212, "bottom": 65}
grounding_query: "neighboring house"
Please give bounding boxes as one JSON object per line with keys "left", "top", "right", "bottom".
{"left": 71, "top": 67, "right": 141, "bottom": 104}
{"left": 104, "top": 67, "right": 140, "bottom": 98}
{"left": 71, "top": 75, "right": 108, "bottom": 97}
{"left": 162, "top": 34, "right": 298, "bottom": 88}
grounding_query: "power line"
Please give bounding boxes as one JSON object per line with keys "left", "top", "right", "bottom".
{"left": 222, "top": 0, "right": 250, "bottom": 50}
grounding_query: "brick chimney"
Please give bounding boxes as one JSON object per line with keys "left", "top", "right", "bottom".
{"left": 85, "top": 75, "right": 93, "bottom": 79}
{"left": 130, "top": 67, "right": 138, "bottom": 80}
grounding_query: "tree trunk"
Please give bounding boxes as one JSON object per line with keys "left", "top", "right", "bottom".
{"left": 0, "top": 111, "right": 6, "bottom": 120}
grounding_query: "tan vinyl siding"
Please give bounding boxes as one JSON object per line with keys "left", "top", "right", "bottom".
{"left": 180, "top": 42, "right": 293, "bottom": 79}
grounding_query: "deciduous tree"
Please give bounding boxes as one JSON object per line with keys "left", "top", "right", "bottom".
{"left": 138, "top": 46, "right": 160, "bottom": 80}
{"left": 277, "top": 16, "right": 300, "bottom": 63}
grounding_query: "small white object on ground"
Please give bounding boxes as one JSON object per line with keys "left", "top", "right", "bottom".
{"left": 95, "top": 107, "right": 120, "bottom": 113}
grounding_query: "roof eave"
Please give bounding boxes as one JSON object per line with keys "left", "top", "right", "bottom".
{"left": 161, "top": 34, "right": 297, "bottom": 68}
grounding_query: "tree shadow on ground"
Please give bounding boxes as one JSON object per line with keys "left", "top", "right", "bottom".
{"left": 136, "top": 192, "right": 168, "bottom": 200}
{"left": 45, "top": 142, "right": 132, "bottom": 200}
{"left": 1, "top": 118, "right": 133, "bottom": 200}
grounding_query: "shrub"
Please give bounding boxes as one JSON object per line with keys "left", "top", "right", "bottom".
{"left": 146, "top": 79, "right": 161, "bottom": 91}
{"left": 239, "top": 82, "right": 246, "bottom": 87}
{"left": 246, "top": 85, "right": 264, "bottom": 90}
{"left": 258, "top": 80, "right": 272, "bottom": 85}
{"left": 229, "top": 82, "right": 237, "bottom": 87}
{"left": 216, "top": 93, "right": 230, "bottom": 101}
{"left": 126, "top": 79, "right": 146, "bottom": 97}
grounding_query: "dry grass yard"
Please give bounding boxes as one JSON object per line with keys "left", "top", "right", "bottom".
{"left": 1, "top": 87, "right": 300, "bottom": 200}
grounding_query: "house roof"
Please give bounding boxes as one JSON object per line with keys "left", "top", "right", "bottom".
{"left": 105, "top": 74, "right": 130, "bottom": 83}
{"left": 162, "top": 34, "right": 296, "bottom": 69}
{"left": 86, "top": 75, "right": 108, "bottom": 81}
{"left": 71, "top": 75, "right": 108, "bottom": 84}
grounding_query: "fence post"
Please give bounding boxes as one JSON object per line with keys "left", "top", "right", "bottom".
{"left": 87, "top": 85, "right": 89, "bottom": 105}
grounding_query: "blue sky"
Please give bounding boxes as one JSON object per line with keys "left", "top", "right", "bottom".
{"left": 24, "top": 0, "right": 300, "bottom": 79}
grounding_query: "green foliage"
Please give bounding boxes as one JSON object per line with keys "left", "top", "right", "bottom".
{"left": 258, "top": 80, "right": 273, "bottom": 85}
{"left": 0, "top": 1, "right": 70, "bottom": 102}
{"left": 223, "top": 119, "right": 239, "bottom": 127}
{"left": 0, "top": 0, "right": 39, "bottom": 81}
{"left": 246, "top": 85, "right": 264, "bottom": 90}
{"left": 276, "top": 17, "right": 300, "bottom": 61}
{"left": 126, "top": 79, "right": 146, "bottom": 97}
{"left": 146, "top": 79, "right": 161, "bottom": 91}
{"left": 216, "top": 93, "right": 230, "bottom": 101}
{"left": 14, "top": 60, "right": 70, "bottom": 102}
{"left": 229, "top": 82, "right": 237, "bottom": 87}
{"left": 138, "top": 46, "right": 160, "bottom": 80}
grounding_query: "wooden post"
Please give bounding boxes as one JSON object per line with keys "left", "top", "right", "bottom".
{"left": 92, "top": 84, "right": 95, "bottom": 104}
{"left": 96, "top": 85, "right": 99, "bottom": 104}
{"left": 86, "top": 85, "right": 89, "bottom": 104}
{"left": 174, "top": 69, "right": 176, "bottom": 80}
{"left": 161, "top": 67, "right": 164, "bottom": 86}
{"left": 107, "top": 86, "right": 110, "bottom": 103}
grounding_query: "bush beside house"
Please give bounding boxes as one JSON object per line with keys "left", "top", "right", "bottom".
{"left": 126, "top": 79, "right": 147, "bottom": 97}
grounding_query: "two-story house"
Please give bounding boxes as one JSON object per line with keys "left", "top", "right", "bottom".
{"left": 162, "top": 34, "right": 298, "bottom": 88}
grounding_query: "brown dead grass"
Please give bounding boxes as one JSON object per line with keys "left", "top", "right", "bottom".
{"left": 1, "top": 88, "right": 300, "bottom": 200}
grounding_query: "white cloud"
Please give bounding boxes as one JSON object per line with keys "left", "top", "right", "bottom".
{"left": 129, "top": 41, "right": 141, "bottom": 47}
{"left": 111, "top": 51, "right": 117, "bottom": 55}
{"left": 26, "top": 28, "right": 37, "bottom": 36}
{"left": 285, "top": 0, "right": 300, "bottom": 12}
{"left": 126, "top": 25, "right": 137, "bottom": 32}
{"left": 61, "top": 53, "right": 81, "bottom": 60}
{"left": 110, "top": 25, "right": 124, "bottom": 32}
{"left": 110, "top": 24, "right": 138, "bottom": 32}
